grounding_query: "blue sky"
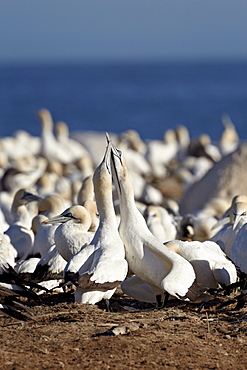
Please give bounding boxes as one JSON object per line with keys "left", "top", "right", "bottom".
{"left": 1, "top": 0, "right": 247, "bottom": 62}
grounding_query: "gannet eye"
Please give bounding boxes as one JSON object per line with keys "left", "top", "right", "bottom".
{"left": 65, "top": 212, "right": 73, "bottom": 218}
{"left": 113, "top": 147, "right": 122, "bottom": 158}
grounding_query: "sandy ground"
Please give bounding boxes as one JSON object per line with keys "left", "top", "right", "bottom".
{"left": 0, "top": 288, "right": 247, "bottom": 370}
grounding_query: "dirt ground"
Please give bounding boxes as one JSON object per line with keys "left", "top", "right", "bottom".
{"left": 0, "top": 288, "right": 247, "bottom": 370}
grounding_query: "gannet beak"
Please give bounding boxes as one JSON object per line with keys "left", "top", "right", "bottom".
{"left": 42, "top": 213, "right": 74, "bottom": 225}
{"left": 21, "top": 192, "right": 42, "bottom": 203}
{"left": 232, "top": 213, "right": 242, "bottom": 230}
{"left": 105, "top": 132, "right": 122, "bottom": 161}
{"left": 103, "top": 138, "right": 112, "bottom": 175}
{"left": 211, "top": 217, "right": 229, "bottom": 230}
{"left": 105, "top": 132, "right": 111, "bottom": 144}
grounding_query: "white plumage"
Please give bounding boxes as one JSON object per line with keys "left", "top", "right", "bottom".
{"left": 67, "top": 137, "right": 128, "bottom": 305}
{"left": 4, "top": 189, "right": 42, "bottom": 260}
{"left": 110, "top": 137, "right": 198, "bottom": 305}
{"left": 43, "top": 205, "right": 95, "bottom": 262}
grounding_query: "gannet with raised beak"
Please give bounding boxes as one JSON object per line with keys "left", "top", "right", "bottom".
{"left": 67, "top": 138, "right": 128, "bottom": 307}
{"left": 109, "top": 135, "right": 198, "bottom": 307}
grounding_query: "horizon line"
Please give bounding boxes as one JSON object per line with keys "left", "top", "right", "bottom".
{"left": 1, "top": 55, "right": 247, "bottom": 66}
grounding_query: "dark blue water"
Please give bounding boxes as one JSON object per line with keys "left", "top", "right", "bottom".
{"left": 1, "top": 61, "right": 247, "bottom": 141}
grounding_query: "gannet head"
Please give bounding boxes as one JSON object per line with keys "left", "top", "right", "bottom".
{"left": 14, "top": 189, "right": 42, "bottom": 206}
{"left": 107, "top": 133, "right": 131, "bottom": 199}
{"left": 37, "top": 108, "right": 54, "bottom": 131}
{"left": 230, "top": 201, "right": 247, "bottom": 229}
{"left": 38, "top": 194, "right": 65, "bottom": 217}
{"left": 42, "top": 205, "right": 92, "bottom": 229}
{"left": 92, "top": 136, "right": 113, "bottom": 202}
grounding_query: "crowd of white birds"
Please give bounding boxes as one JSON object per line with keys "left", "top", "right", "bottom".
{"left": 0, "top": 108, "right": 246, "bottom": 318}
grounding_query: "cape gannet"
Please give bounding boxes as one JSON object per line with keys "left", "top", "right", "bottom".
{"left": 164, "top": 240, "right": 237, "bottom": 290}
{"left": 143, "top": 205, "right": 177, "bottom": 243}
{"left": 66, "top": 138, "right": 128, "bottom": 306}
{"left": 210, "top": 200, "right": 247, "bottom": 257}
{"left": 109, "top": 136, "right": 198, "bottom": 307}
{"left": 4, "top": 189, "right": 42, "bottom": 260}
{"left": 42, "top": 205, "right": 95, "bottom": 262}
{"left": 31, "top": 194, "right": 65, "bottom": 256}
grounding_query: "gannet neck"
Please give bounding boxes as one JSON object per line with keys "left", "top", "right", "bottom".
{"left": 77, "top": 175, "right": 94, "bottom": 204}
{"left": 38, "top": 108, "right": 54, "bottom": 139}
{"left": 55, "top": 121, "right": 69, "bottom": 143}
{"left": 83, "top": 200, "right": 99, "bottom": 232}
{"left": 12, "top": 205, "right": 30, "bottom": 226}
{"left": 93, "top": 141, "right": 117, "bottom": 226}
{"left": 110, "top": 146, "right": 136, "bottom": 212}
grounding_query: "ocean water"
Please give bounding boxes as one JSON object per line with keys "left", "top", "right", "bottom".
{"left": 0, "top": 60, "right": 247, "bottom": 142}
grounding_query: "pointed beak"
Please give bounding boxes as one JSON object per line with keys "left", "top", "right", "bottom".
{"left": 105, "top": 131, "right": 122, "bottom": 161}
{"left": 233, "top": 213, "right": 241, "bottom": 230}
{"left": 22, "top": 192, "right": 42, "bottom": 203}
{"left": 103, "top": 137, "right": 112, "bottom": 175}
{"left": 211, "top": 217, "right": 229, "bottom": 230}
{"left": 42, "top": 214, "right": 72, "bottom": 225}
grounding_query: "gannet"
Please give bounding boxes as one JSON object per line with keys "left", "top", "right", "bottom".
{"left": 0, "top": 157, "right": 47, "bottom": 193}
{"left": 211, "top": 195, "right": 247, "bottom": 231}
{"left": 143, "top": 205, "right": 177, "bottom": 243}
{"left": 42, "top": 205, "right": 95, "bottom": 262}
{"left": 188, "top": 134, "right": 221, "bottom": 163}
{"left": 145, "top": 129, "right": 178, "bottom": 179}
{"left": 164, "top": 240, "right": 237, "bottom": 290}
{"left": 67, "top": 138, "right": 128, "bottom": 306}
{"left": 0, "top": 230, "right": 17, "bottom": 267}
{"left": 77, "top": 175, "right": 95, "bottom": 204}
{"left": 4, "top": 189, "right": 42, "bottom": 260}
{"left": 210, "top": 200, "right": 247, "bottom": 257}
{"left": 128, "top": 171, "right": 163, "bottom": 205}
{"left": 55, "top": 120, "right": 91, "bottom": 161}
{"left": 122, "top": 239, "right": 237, "bottom": 305}
{"left": 219, "top": 114, "right": 239, "bottom": 156}
{"left": 230, "top": 222, "right": 247, "bottom": 274}
{"left": 31, "top": 194, "right": 65, "bottom": 256}
{"left": 38, "top": 108, "right": 77, "bottom": 165}
{"left": 109, "top": 136, "right": 198, "bottom": 306}
{"left": 118, "top": 129, "right": 146, "bottom": 155}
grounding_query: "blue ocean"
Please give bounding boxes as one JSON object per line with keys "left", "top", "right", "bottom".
{"left": 0, "top": 60, "right": 247, "bottom": 142}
